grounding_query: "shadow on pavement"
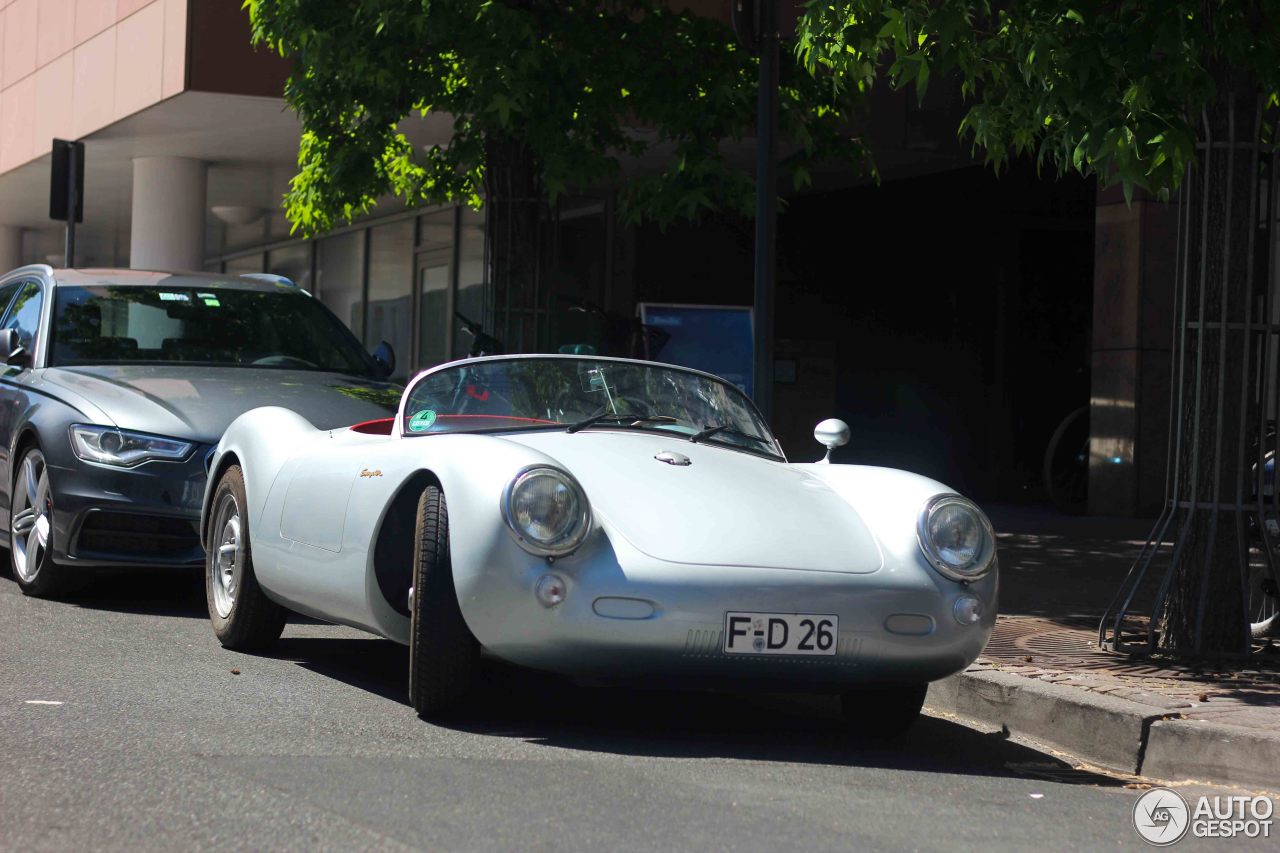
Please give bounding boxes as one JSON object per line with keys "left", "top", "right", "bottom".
{"left": 269, "top": 634, "right": 1126, "bottom": 785}
{"left": 270, "top": 636, "right": 412, "bottom": 705}
{"left": 0, "top": 563, "right": 323, "bottom": 625}
{"left": 984, "top": 504, "right": 1161, "bottom": 618}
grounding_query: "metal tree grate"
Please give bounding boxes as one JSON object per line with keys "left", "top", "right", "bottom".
{"left": 1100, "top": 93, "right": 1280, "bottom": 658}
{"left": 990, "top": 618, "right": 1280, "bottom": 684}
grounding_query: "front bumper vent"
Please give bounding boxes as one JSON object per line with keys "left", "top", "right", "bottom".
{"left": 73, "top": 512, "right": 202, "bottom": 563}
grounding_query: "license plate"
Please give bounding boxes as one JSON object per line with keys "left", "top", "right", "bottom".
{"left": 722, "top": 612, "right": 839, "bottom": 656}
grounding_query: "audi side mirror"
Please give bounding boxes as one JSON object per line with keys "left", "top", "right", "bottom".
{"left": 371, "top": 341, "right": 395, "bottom": 379}
{"left": 814, "top": 418, "right": 850, "bottom": 464}
{"left": 2, "top": 329, "right": 24, "bottom": 367}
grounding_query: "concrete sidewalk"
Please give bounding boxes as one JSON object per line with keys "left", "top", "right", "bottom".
{"left": 925, "top": 505, "right": 1280, "bottom": 790}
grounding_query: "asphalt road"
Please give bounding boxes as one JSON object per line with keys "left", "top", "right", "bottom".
{"left": 0, "top": 567, "right": 1271, "bottom": 852}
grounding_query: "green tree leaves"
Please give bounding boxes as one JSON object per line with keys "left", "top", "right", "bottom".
{"left": 244, "top": 0, "right": 868, "bottom": 234}
{"left": 797, "top": 1, "right": 1280, "bottom": 199}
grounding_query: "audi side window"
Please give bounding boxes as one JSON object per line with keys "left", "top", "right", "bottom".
{"left": 0, "top": 281, "right": 22, "bottom": 322}
{"left": 3, "top": 282, "right": 44, "bottom": 352}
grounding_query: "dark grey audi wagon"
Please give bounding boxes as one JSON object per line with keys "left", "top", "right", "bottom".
{"left": 0, "top": 266, "right": 401, "bottom": 597}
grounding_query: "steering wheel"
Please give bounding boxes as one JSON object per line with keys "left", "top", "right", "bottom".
{"left": 608, "top": 397, "right": 656, "bottom": 418}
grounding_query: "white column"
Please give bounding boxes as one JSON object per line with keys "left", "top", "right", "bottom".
{"left": 129, "top": 157, "right": 207, "bottom": 271}
{"left": 0, "top": 226, "right": 21, "bottom": 272}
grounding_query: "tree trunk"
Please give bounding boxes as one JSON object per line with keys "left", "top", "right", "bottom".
{"left": 484, "top": 135, "right": 546, "bottom": 353}
{"left": 1160, "top": 65, "right": 1262, "bottom": 654}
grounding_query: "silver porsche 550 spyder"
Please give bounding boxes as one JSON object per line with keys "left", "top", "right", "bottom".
{"left": 202, "top": 354, "right": 997, "bottom": 733}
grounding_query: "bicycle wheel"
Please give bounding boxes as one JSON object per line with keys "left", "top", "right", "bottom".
{"left": 1043, "top": 405, "right": 1090, "bottom": 514}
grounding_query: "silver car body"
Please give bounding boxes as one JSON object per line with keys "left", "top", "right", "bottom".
{"left": 204, "top": 355, "right": 996, "bottom": 690}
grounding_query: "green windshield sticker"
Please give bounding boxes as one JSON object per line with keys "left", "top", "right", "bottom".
{"left": 408, "top": 410, "right": 437, "bottom": 432}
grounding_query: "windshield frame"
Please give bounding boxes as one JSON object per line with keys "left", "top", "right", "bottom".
{"left": 46, "top": 282, "right": 383, "bottom": 378}
{"left": 396, "top": 354, "right": 785, "bottom": 460}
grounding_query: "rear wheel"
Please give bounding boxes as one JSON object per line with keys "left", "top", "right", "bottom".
{"left": 840, "top": 684, "right": 927, "bottom": 738}
{"left": 205, "top": 465, "right": 286, "bottom": 650}
{"left": 10, "top": 446, "right": 77, "bottom": 598}
{"left": 409, "top": 484, "right": 480, "bottom": 718}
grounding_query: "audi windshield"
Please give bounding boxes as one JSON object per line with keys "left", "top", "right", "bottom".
{"left": 50, "top": 285, "right": 379, "bottom": 377}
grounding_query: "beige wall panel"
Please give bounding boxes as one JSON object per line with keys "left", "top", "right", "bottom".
{"left": 34, "top": 51, "right": 75, "bottom": 150}
{"left": 3, "top": 0, "right": 38, "bottom": 89}
{"left": 75, "top": 0, "right": 115, "bottom": 43}
{"left": 161, "top": 0, "right": 185, "bottom": 96}
{"left": 72, "top": 25, "right": 116, "bottom": 138}
{"left": 37, "top": 0, "right": 75, "bottom": 65}
{"left": 0, "top": 74, "right": 36, "bottom": 172}
{"left": 114, "top": 0, "right": 163, "bottom": 116}
{"left": 118, "top": 0, "right": 155, "bottom": 19}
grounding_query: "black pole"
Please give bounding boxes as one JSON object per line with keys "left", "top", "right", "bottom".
{"left": 752, "top": 0, "right": 778, "bottom": 421}
{"left": 64, "top": 142, "right": 77, "bottom": 268}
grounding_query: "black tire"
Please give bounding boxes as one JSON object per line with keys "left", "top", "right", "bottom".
{"left": 205, "top": 465, "right": 286, "bottom": 650}
{"left": 840, "top": 684, "right": 928, "bottom": 738}
{"left": 9, "top": 445, "right": 79, "bottom": 598}
{"left": 409, "top": 484, "right": 480, "bottom": 718}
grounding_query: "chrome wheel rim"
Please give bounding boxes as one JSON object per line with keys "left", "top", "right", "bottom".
{"left": 210, "top": 492, "right": 242, "bottom": 619}
{"left": 11, "top": 451, "right": 52, "bottom": 583}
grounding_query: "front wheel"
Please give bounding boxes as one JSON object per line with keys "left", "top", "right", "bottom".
{"left": 10, "top": 446, "right": 77, "bottom": 598}
{"left": 409, "top": 484, "right": 480, "bottom": 718}
{"left": 840, "top": 684, "right": 927, "bottom": 738}
{"left": 205, "top": 465, "right": 286, "bottom": 650}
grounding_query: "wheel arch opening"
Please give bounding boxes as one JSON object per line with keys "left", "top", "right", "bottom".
{"left": 201, "top": 451, "right": 241, "bottom": 549}
{"left": 373, "top": 470, "right": 442, "bottom": 617}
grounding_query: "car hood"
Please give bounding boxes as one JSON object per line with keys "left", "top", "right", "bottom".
{"left": 42, "top": 365, "right": 401, "bottom": 444}
{"left": 503, "top": 430, "right": 882, "bottom": 573}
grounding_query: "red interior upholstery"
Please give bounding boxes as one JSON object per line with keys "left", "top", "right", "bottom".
{"left": 349, "top": 417, "right": 395, "bottom": 435}
{"left": 348, "top": 414, "right": 560, "bottom": 436}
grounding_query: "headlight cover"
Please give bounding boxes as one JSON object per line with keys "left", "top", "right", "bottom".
{"left": 69, "top": 424, "right": 194, "bottom": 467}
{"left": 917, "top": 494, "right": 995, "bottom": 582}
{"left": 502, "top": 466, "right": 591, "bottom": 557}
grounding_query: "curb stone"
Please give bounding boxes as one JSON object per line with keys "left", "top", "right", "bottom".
{"left": 928, "top": 669, "right": 1278, "bottom": 788}
{"left": 926, "top": 669, "right": 1171, "bottom": 775}
{"left": 1142, "top": 719, "right": 1280, "bottom": 790}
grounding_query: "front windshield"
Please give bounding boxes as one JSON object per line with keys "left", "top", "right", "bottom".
{"left": 50, "top": 285, "right": 379, "bottom": 376}
{"left": 401, "top": 358, "right": 779, "bottom": 457}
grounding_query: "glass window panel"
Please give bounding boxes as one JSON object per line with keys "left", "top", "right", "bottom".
{"left": 418, "top": 254, "right": 451, "bottom": 367}
{"left": 416, "top": 209, "right": 456, "bottom": 368}
{"left": 417, "top": 208, "right": 455, "bottom": 252}
{"left": 367, "top": 219, "right": 414, "bottom": 382}
{"left": 316, "top": 231, "right": 365, "bottom": 343}
{"left": 223, "top": 253, "right": 264, "bottom": 276}
{"left": 267, "top": 243, "right": 313, "bottom": 292}
{"left": 453, "top": 206, "right": 486, "bottom": 359}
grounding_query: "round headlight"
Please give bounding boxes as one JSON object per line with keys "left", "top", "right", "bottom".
{"left": 502, "top": 467, "right": 591, "bottom": 556}
{"left": 917, "top": 495, "right": 995, "bottom": 581}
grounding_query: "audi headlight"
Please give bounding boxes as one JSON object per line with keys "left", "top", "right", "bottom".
{"left": 917, "top": 494, "right": 995, "bottom": 582}
{"left": 69, "top": 424, "right": 193, "bottom": 467}
{"left": 502, "top": 466, "right": 591, "bottom": 557}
